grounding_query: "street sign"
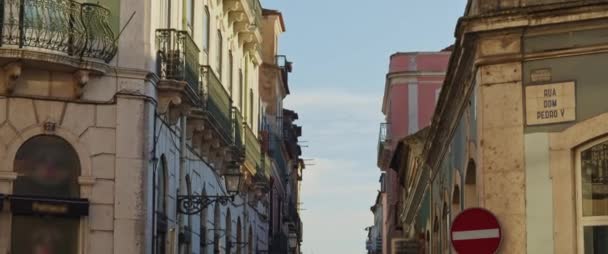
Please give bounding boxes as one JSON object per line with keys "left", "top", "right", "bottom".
{"left": 450, "top": 208, "right": 501, "bottom": 254}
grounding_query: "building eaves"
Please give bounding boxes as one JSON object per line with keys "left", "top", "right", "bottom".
{"left": 262, "top": 8, "right": 286, "bottom": 32}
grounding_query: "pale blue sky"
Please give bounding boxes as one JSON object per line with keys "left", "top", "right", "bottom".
{"left": 260, "top": 1, "right": 467, "bottom": 253}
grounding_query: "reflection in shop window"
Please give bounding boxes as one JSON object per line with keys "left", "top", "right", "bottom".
{"left": 12, "top": 135, "right": 81, "bottom": 254}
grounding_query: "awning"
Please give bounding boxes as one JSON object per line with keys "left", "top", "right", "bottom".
{"left": 9, "top": 195, "right": 89, "bottom": 218}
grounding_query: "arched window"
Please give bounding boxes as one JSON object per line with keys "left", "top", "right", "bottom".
{"left": 578, "top": 139, "right": 608, "bottom": 253}
{"left": 225, "top": 209, "right": 232, "bottom": 253}
{"left": 213, "top": 204, "right": 221, "bottom": 254}
{"left": 155, "top": 156, "right": 168, "bottom": 254}
{"left": 236, "top": 217, "right": 242, "bottom": 254}
{"left": 464, "top": 160, "right": 478, "bottom": 208}
{"left": 452, "top": 185, "right": 461, "bottom": 220}
{"left": 200, "top": 189, "right": 208, "bottom": 253}
{"left": 12, "top": 135, "right": 81, "bottom": 254}
{"left": 248, "top": 225, "right": 253, "bottom": 254}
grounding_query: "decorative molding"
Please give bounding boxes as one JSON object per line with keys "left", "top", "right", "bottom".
{"left": 77, "top": 176, "right": 96, "bottom": 185}
{"left": 73, "top": 70, "right": 90, "bottom": 98}
{"left": 0, "top": 171, "right": 17, "bottom": 181}
{"left": 4, "top": 62, "right": 22, "bottom": 94}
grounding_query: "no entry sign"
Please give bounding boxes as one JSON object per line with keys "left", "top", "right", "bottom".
{"left": 450, "top": 208, "right": 501, "bottom": 254}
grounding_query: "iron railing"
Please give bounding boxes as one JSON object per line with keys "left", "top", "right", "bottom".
{"left": 0, "top": 0, "right": 116, "bottom": 62}
{"left": 244, "top": 123, "right": 261, "bottom": 173}
{"left": 232, "top": 107, "right": 244, "bottom": 150}
{"left": 201, "top": 65, "right": 232, "bottom": 142}
{"left": 156, "top": 29, "right": 200, "bottom": 93}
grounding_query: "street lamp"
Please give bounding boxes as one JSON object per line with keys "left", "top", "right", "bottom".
{"left": 177, "top": 168, "right": 243, "bottom": 215}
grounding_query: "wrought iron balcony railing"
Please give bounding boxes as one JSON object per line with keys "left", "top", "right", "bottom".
{"left": 244, "top": 123, "right": 261, "bottom": 173}
{"left": 0, "top": 0, "right": 117, "bottom": 63}
{"left": 232, "top": 107, "right": 244, "bottom": 150}
{"left": 201, "top": 65, "right": 232, "bottom": 142}
{"left": 156, "top": 29, "right": 200, "bottom": 94}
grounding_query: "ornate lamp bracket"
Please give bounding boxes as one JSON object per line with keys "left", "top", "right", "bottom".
{"left": 176, "top": 195, "right": 234, "bottom": 215}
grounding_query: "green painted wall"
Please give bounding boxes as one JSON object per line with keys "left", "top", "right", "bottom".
{"left": 524, "top": 133, "right": 554, "bottom": 254}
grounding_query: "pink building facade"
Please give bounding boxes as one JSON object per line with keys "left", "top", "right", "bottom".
{"left": 376, "top": 50, "right": 450, "bottom": 254}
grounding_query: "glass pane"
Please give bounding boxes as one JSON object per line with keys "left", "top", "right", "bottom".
{"left": 11, "top": 215, "right": 78, "bottom": 254}
{"left": 581, "top": 142, "right": 608, "bottom": 216}
{"left": 13, "top": 135, "right": 80, "bottom": 198}
{"left": 585, "top": 226, "right": 608, "bottom": 254}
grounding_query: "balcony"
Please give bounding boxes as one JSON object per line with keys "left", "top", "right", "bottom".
{"left": 243, "top": 123, "right": 261, "bottom": 175}
{"left": 156, "top": 29, "right": 200, "bottom": 95}
{"left": 201, "top": 65, "right": 232, "bottom": 144}
{"left": 0, "top": 0, "right": 116, "bottom": 72}
{"left": 270, "top": 132, "right": 287, "bottom": 174}
{"left": 377, "top": 122, "right": 392, "bottom": 169}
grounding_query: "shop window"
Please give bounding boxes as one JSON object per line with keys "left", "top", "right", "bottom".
{"left": 12, "top": 135, "right": 81, "bottom": 254}
{"left": 579, "top": 140, "right": 608, "bottom": 253}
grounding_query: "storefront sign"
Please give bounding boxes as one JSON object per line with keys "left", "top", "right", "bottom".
{"left": 10, "top": 195, "right": 89, "bottom": 217}
{"left": 525, "top": 81, "right": 576, "bottom": 125}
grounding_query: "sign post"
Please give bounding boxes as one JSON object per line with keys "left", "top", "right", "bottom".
{"left": 450, "top": 208, "right": 502, "bottom": 254}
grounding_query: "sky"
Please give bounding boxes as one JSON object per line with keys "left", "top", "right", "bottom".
{"left": 259, "top": 1, "right": 468, "bottom": 253}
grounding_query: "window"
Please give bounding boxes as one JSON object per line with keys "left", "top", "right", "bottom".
{"left": 578, "top": 140, "right": 608, "bottom": 253}
{"left": 225, "top": 209, "right": 232, "bottom": 253}
{"left": 236, "top": 217, "right": 242, "bottom": 254}
{"left": 186, "top": 0, "right": 194, "bottom": 34}
{"left": 248, "top": 226, "right": 253, "bottom": 254}
{"left": 239, "top": 70, "right": 244, "bottom": 110}
{"left": 249, "top": 89, "right": 254, "bottom": 127}
{"left": 200, "top": 190, "right": 208, "bottom": 253}
{"left": 203, "top": 7, "right": 210, "bottom": 52}
{"left": 229, "top": 51, "right": 234, "bottom": 96}
{"left": 12, "top": 135, "right": 80, "bottom": 254}
{"left": 155, "top": 156, "right": 168, "bottom": 254}
{"left": 213, "top": 204, "right": 221, "bottom": 254}
{"left": 217, "top": 31, "right": 223, "bottom": 79}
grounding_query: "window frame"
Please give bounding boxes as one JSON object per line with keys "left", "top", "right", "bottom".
{"left": 576, "top": 138, "right": 608, "bottom": 254}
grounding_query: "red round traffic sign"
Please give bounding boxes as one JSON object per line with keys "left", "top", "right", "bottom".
{"left": 450, "top": 208, "right": 502, "bottom": 254}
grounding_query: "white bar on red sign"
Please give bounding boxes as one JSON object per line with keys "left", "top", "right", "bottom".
{"left": 452, "top": 229, "right": 500, "bottom": 241}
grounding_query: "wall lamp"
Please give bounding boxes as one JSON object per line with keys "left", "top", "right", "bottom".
{"left": 177, "top": 169, "right": 242, "bottom": 215}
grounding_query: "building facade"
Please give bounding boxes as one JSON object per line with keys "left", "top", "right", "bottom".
{"left": 394, "top": 0, "right": 608, "bottom": 253}
{"left": 0, "top": 0, "right": 303, "bottom": 253}
{"left": 374, "top": 51, "right": 450, "bottom": 254}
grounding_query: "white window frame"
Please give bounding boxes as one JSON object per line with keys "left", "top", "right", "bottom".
{"left": 576, "top": 138, "right": 608, "bottom": 254}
